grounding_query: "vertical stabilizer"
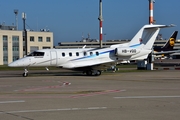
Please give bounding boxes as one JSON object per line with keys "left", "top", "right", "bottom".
{"left": 128, "top": 24, "right": 174, "bottom": 50}
{"left": 161, "top": 31, "right": 178, "bottom": 50}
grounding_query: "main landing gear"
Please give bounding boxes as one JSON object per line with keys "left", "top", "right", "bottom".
{"left": 23, "top": 68, "right": 28, "bottom": 77}
{"left": 85, "top": 70, "right": 101, "bottom": 76}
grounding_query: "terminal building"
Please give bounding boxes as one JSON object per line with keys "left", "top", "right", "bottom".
{"left": 55, "top": 37, "right": 180, "bottom": 59}
{"left": 0, "top": 25, "right": 53, "bottom": 65}
{"left": 55, "top": 39, "right": 180, "bottom": 49}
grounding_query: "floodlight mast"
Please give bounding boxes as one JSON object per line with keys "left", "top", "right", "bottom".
{"left": 14, "top": 9, "right": 18, "bottom": 30}
{"left": 148, "top": 0, "right": 155, "bottom": 68}
{"left": 22, "top": 12, "right": 28, "bottom": 56}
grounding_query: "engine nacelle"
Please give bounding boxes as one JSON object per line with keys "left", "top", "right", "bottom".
{"left": 115, "top": 48, "right": 141, "bottom": 56}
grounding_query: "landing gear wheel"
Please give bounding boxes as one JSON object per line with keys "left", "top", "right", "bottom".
{"left": 95, "top": 70, "right": 101, "bottom": 76}
{"left": 86, "top": 70, "right": 92, "bottom": 76}
{"left": 23, "top": 73, "right": 28, "bottom": 77}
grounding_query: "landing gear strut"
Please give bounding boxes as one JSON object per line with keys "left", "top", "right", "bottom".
{"left": 23, "top": 68, "right": 28, "bottom": 77}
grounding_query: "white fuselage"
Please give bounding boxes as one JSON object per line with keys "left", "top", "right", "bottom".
{"left": 8, "top": 46, "right": 151, "bottom": 69}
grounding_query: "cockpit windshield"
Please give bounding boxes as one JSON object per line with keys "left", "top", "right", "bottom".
{"left": 27, "top": 51, "right": 45, "bottom": 57}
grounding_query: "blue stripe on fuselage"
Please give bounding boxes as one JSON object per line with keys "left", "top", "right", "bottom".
{"left": 70, "top": 49, "right": 114, "bottom": 61}
{"left": 129, "top": 43, "right": 142, "bottom": 48}
{"left": 70, "top": 43, "right": 141, "bottom": 61}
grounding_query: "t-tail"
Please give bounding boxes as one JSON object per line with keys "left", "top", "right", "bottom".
{"left": 128, "top": 24, "right": 175, "bottom": 50}
{"left": 114, "top": 24, "right": 175, "bottom": 60}
{"left": 161, "top": 31, "right": 178, "bottom": 50}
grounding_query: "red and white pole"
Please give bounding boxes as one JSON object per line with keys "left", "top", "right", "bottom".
{"left": 149, "top": 0, "right": 155, "bottom": 24}
{"left": 98, "top": 0, "right": 103, "bottom": 48}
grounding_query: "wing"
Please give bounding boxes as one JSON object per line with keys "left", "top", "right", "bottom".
{"left": 61, "top": 60, "right": 117, "bottom": 71}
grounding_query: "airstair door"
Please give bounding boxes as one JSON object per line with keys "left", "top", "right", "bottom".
{"left": 50, "top": 51, "right": 57, "bottom": 65}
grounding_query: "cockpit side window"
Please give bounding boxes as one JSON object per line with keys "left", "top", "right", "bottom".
{"left": 27, "top": 52, "right": 45, "bottom": 57}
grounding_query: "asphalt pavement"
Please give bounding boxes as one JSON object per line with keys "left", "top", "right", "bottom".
{"left": 0, "top": 70, "right": 180, "bottom": 120}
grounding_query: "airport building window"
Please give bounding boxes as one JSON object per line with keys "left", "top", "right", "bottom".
{"left": 13, "top": 42, "right": 19, "bottom": 47}
{"left": 76, "top": 52, "right": 79, "bottom": 56}
{"left": 43, "top": 47, "right": 51, "bottom": 49}
{"left": 96, "top": 52, "right": 99, "bottom": 56}
{"left": 3, "top": 47, "right": 8, "bottom": 51}
{"left": 12, "top": 47, "right": 19, "bottom": 51}
{"left": 62, "top": 52, "right": 65, "bottom": 57}
{"left": 38, "top": 37, "right": 43, "bottom": 42}
{"left": 12, "top": 36, "right": 19, "bottom": 41}
{"left": 46, "top": 37, "right": 51, "bottom": 42}
{"left": 69, "top": 52, "right": 72, "bottom": 57}
{"left": 3, "top": 56, "right": 8, "bottom": 62}
{"left": 30, "top": 36, "right": 34, "bottom": 42}
{"left": 3, "top": 35, "right": 8, "bottom": 41}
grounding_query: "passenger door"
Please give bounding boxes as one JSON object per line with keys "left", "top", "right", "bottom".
{"left": 50, "top": 51, "right": 57, "bottom": 65}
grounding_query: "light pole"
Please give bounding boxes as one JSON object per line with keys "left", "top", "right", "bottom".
{"left": 22, "top": 12, "right": 28, "bottom": 55}
{"left": 98, "top": 0, "right": 103, "bottom": 48}
{"left": 14, "top": 9, "right": 18, "bottom": 30}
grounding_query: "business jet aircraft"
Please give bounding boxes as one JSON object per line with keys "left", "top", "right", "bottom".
{"left": 8, "top": 24, "right": 174, "bottom": 77}
{"left": 153, "top": 31, "right": 179, "bottom": 58}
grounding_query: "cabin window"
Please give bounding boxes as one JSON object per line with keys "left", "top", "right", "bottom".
{"left": 96, "top": 52, "right": 99, "bottom": 56}
{"left": 84, "top": 52, "right": 87, "bottom": 56}
{"left": 76, "top": 52, "right": 79, "bottom": 56}
{"left": 27, "top": 51, "right": 44, "bottom": 57}
{"left": 62, "top": 52, "right": 65, "bottom": 57}
{"left": 69, "top": 52, "right": 72, "bottom": 57}
{"left": 90, "top": 52, "right": 93, "bottom": 56}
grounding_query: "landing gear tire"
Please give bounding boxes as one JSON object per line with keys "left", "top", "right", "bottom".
{"left": 85, "top": 70, "right": 101, "bottom": 76}
{"left": 95, "top": 70, "right": 101, "bottom": 76}
{"left": 86, "top": 70, "right": 92, "bottom": 76}
{"left": 23, "top": 73, "right": 28, "bottom": 77}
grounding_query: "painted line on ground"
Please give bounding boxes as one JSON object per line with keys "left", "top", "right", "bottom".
{"left": 0, "top": 89, "right": 125, "bottom": 99}
{"left": 70, "top": 89, "right": 125, "bottom": 98}
{"left": 17, "top": 82, "right": 71, "bottom": 92}
{"left": 0, "top": 107, "right": 107, "bottom": 114}
{"left": 114, "top": 96, "right": 180, "bottom": 99}
{"left": 0, "top": 100, "right": 25, "bottom": 104}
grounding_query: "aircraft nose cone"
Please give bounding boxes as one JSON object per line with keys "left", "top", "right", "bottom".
{"left": 8, "top": 61, "right": 18, "bottom": 67}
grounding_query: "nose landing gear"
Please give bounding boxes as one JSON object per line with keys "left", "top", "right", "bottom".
{"left": 23, "top": 68, "right": 28, "bottom": 77}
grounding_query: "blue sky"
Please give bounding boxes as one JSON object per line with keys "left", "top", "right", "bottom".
{"left": 1, "top": 0, "right": 180, "bottom": 45}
